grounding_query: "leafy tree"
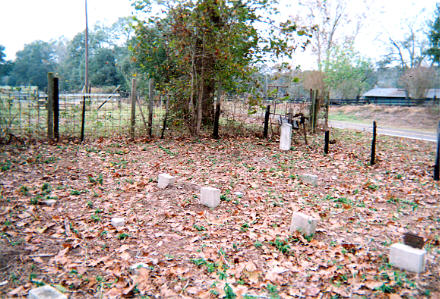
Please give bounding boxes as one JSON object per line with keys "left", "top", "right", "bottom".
{"left": 132, "top": 0, "right": 304, "bottom": 135}
{"left": 58, "top": 20, "right": 132, "bottom": 91}
{"left": 9, "top": 41, "right": 56, "bottom": 89}
{"left": 324, "top": 44, "right": 375, "bottom": 99}
{"left": 89, "top": 48, "right": 124, "bottom": 86}
{"left": 427, "top": 3, "right": 440, "bottom": 65}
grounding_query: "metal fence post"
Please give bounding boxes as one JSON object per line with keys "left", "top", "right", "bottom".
{"left": 53, "top": 77, "right": 59, "bottom": 141}
{"left": 47, "top": 72, "right": 54, "bottom": 140}
{"left": 434, "top": 121, "right": 440, "bottom": 181}
{"left": 370, "top": 121, "right": 377, "bottom": 165}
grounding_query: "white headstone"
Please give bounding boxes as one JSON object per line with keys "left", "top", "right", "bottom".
{"left": 28, "top": 285, "right": 67, "bottom": 299}
{"left": 280, "top": 123, "right": 292, "bottom": 151}
{"left": 389, "top": 243, "right": 426, "bottom": 273}
{"left": 289, "top": 212, "right": 319, "bottom": 236}
{"left": 158, "top": 173, "right": 176, "bottom": 189}
{"left": 200, "top": 187, "right": 220, "bottom": 208}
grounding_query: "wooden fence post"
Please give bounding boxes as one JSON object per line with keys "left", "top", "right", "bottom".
{"left": 47, "top": 72, "right": 54, "bottom": 140}
{"left": 263, "top": 105, "right": 270, "bottom": 138}
{"left": 148, "top": 78, "right": 154, "bottom": 137}
{"left": 130, "top": 78, "right": 137, "bottom": 140}
{"left": 53, "top": 77, "right": 59, "bottom": 141}
{"left": 434, "top": 121, "right": 440, "bottom": 181}
{"left": 370, "top": 121, "right": 377, "bottom": 165}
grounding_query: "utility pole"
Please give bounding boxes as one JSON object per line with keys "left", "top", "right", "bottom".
{"left": 81, "top": 0, "right": 89, "bottom": 142}
{"left": 85, "top": 0, "right": 89, "bottom": 92}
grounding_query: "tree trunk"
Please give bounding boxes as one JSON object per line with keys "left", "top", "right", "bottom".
{"left": 196, "top": 72, "right": 204, "bottom": 136}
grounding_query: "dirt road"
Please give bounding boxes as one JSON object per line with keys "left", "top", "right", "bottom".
{"left": 329, "top": 120, "right": 438, "bottom": 142}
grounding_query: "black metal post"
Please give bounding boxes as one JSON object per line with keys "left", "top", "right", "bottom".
{"left": 161, "top": 95, "right": 169, "bottom": 139}
{"left": 324, "top": 130, "right": 329, "bottom": 155}
{"left": 53, "top": 77, "right": 59, "bottom": 141}
{"left": 80, "top": 94, "right": 86, "bottom": 142}
{"left": 263, "top": 105, "right": 270, "bottom": 138}
{"left": 434, "top": 121, "right": 440, "bottom": 181}
{"left": 213, "top": 100, "right": 221, "bottom": 139}
{"left": 370, "top": 121, "right": 377, "bottom": 165}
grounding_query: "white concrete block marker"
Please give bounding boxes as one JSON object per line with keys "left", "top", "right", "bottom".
{"left": 289, "top": 212, "right": 319, "bottom": 236}
{"left": 28, "top": 285, "right": 67, "bottom": 299}
{"left": 111, "top": 217, "right": 125, "bottom": 228}
{"left": 157, "top": 173, "right": 176, "bottom": 189}
{"left": 389, "top": 243, "right": 426, "bottom": 273}
{"left": 200, "top": 187, "right": 220, "bottom": 208}
{"left": 280, "top": 123, "right": 292, "bottom": 151}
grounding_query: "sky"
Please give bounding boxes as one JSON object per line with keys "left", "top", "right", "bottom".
{"left": 0, "top": 0, "right": 438, "bottom": 69}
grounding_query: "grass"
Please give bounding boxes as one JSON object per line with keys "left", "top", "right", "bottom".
{"left": 328, "top": 111, "right": 362, "bottom": 122}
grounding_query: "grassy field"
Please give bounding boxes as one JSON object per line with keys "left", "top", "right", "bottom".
{"left": 0, "top": 129, "right": 439, "bottom": 298}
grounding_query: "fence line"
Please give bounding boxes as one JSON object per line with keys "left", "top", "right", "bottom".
{"left": 3, "top": 86, "right": 437, "bottom": 142}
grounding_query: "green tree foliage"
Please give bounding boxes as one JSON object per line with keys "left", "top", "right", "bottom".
{"left": 9, "top": 41, "right": 56, "bottom": 89}
{"left": 427, "top": 4, "right": 440, "bottom": 65}
{"left": 0, "top": 45, "right": 13, "bottom": 81}
{"left": 132, "top": 0, "right": 304, "bottom": 135}
{"left": 324, "top": 44, "right": 375, "bottom": 99}
{"left": 58, "top": 18, "right": 134, "bottom": 91}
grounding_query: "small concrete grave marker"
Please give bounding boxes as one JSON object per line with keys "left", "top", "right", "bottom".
{"left": 403, "top": 232, "right": 424, "bottom": 249}
{"left": 111, "top": 217, "right": 125, "bottom": 228}
{"left": 299, "top": 174, "right": 318, "bottom": 187}
{"left": 280, "top": 123, "right": 292, "bottom": 151}
{"left": 157, "top": 173, "right": 176, "bottom": 189}
{"left": 28, "top": 285, "right": 67, "bottom": 299}
{"left": 389, "top": 243, "right": 426, "bottom": 273}
{"left": 289, "top": 212, "right": 319, "bottom": 236}
{"left": 200, "top": 187, "right": 220, "bottom": 208}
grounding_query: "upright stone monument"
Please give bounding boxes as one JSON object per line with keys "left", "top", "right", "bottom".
{"left": 280, "top": 122, "right": 292, "bottom": 151}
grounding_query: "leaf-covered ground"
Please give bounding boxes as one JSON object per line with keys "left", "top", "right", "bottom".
{"left": 0, "top": 129, "right": 439, "bottom": 298}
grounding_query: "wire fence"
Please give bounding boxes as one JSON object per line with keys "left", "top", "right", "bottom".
{"left": 0, "top": 87, "right": 329, "bottom": 142}
{"left": 0, "top": 89, "right": 168, "bottom": 141}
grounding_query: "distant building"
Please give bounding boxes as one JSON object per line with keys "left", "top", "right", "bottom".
{"left": 361, "top": 87, "right": 440, "bottom": 106}
{"left": 362, "top": 88, "right": 407, "bottom": 101}
{"left": 363, "top": 87, "right": 440, "bottom": 100}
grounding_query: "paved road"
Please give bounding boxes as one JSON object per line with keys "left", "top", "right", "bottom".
{"left": 329, "top": 120, "right": 438, "bottom": 142}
